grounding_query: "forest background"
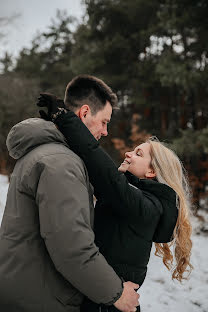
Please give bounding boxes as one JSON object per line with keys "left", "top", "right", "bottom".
{"left": 0, "top": 0, "right": 208, "bottom": 212}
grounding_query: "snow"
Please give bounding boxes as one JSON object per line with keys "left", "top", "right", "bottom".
{"left": 0, "top": 174, "right": 208, "bottom": 311}
{"left": 0, "top": 174, "right": 9, "bottom": 225}
{"left": 139, "top": 233, "right": 208, "bottom": 312}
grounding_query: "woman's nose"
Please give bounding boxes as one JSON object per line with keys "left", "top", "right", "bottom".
{"left": 125, "top": 151, "right": 132, "bottom": 158}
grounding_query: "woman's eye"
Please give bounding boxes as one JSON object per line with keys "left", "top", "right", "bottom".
{"left": 136, "top": 150, "right": 143, "bottom": 156}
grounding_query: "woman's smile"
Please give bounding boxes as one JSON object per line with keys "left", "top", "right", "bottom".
{"left": 122, "top": 159, "right": 130, "bottom": 165}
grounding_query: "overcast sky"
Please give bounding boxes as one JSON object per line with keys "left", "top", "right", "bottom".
{"left": 0, "top": 0, "right": 84, "bottom": 58}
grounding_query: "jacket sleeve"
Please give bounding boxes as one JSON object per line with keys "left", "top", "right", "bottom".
{"left": 55, "top": 112, "right": 162, "bottom": 220}
{"left": 33, "top": 153, "right": 123, "bottom": 304}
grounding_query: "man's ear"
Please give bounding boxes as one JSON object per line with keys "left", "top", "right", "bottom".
{"left": 77, "top": 105, "right": 91, "bottom": 122}
{"left": 145, "top": 168, "right": 156, "bottom": 179}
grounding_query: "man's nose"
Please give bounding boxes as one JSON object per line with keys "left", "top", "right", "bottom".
{"left": 102, "top": 130, "right": 108, "bottom": 136}
{"left": 102, "top": 126, "right": 108, "bottom": 136}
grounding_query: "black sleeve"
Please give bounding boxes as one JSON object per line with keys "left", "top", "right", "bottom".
{"left": 55, "top": 111, "right": 161, "bottom": 220}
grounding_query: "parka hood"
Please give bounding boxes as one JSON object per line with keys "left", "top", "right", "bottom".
{"left": 125, "top": 171, "right": 178, "bottom": 243}
{"left": 6, "top": 118, "right": 68, "bottom": 160}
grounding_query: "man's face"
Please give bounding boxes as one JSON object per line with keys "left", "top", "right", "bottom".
{"left": 83, "top": 101, "right": 112, "bottom": 140}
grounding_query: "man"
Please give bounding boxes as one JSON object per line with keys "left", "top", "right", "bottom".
{"left": 0, "top": 75, "right": 139, "bottom": 312}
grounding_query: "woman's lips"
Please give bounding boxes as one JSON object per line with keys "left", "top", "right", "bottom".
{"left": 121, "top": 160, "right": 130, "bottom": 165}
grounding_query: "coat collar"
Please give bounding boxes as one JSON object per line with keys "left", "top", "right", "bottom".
{"left": 124, "top": 171, "right": 176, "bottom": 204}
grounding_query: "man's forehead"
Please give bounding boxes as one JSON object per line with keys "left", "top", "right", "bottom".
{"left": 98, "top": 101, "right": 112, "bottom": 117}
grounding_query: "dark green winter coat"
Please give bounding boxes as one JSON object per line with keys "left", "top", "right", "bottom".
{"left": 0, "top": 118, "right": 123, "bottom": 312}
{"left": 55, "top": 111, "right": 178, "bottom": 287}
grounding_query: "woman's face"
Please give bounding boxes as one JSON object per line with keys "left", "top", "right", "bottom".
{"left": 118, "top": 142, "right": 156, "bottom": 179}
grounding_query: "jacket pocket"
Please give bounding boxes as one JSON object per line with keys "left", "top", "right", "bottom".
{"left": 45, "top": 262, "right": 84, "bottom": 307}
{"left": 55, "top": 287, "right": 83, "bottom": 306}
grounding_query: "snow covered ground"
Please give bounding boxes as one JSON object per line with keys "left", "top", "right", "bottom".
{"left": 0, "top": 174, "right": 208, "bottom": 311}
{"left": 140, "top": 231, "right": 208, "bottom": 312}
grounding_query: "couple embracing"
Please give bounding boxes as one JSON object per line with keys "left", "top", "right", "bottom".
{"left": 0, "top": 75, "right": 192, "bottom": 312}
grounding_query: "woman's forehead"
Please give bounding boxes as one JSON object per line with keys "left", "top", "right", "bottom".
{"left": 136, "top": 142, "right": 150, "bottom": 152}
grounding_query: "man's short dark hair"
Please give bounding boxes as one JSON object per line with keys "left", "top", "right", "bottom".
{"left": 64, "top": 75, "right": 118, "bottom": 115}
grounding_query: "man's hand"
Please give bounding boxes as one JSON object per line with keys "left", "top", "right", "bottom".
{"left": 36, "top": 93, "right": 65, "bottom": 121}
{"left": 113, "top": 281, "right": 140, "bottom": 312}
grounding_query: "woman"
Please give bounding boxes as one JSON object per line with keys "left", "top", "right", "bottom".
{"left": 37, "top": 94, "right": 193, "bottom": 312}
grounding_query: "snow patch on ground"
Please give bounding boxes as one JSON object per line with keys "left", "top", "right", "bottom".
{"left": 0, "top": 174, "right": 208, "bottom": 311}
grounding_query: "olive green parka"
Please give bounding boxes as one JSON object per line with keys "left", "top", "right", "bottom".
{"left": 0, "top": 118, "right": 123, "bottom": 312}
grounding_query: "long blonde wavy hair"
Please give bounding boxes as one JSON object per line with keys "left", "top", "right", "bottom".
{"left": 147, "top": 138, "right": 193, "bottom": 282}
